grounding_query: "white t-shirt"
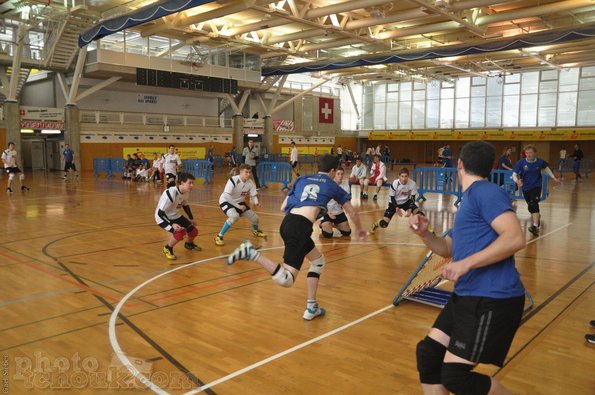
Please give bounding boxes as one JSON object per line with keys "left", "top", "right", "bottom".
{"left": 154, "top": 186, "right": 189, "bottom": 226}
{"left": 389, "top": 179, "right": 418, "bottom": 205}
{"left": 327, "top": 180, "right": 350, "bottom": 216}
{"left": 243, "top": 146, "right": 259, "bottom": 166}
{"left": 2, "top": 149, "right": 17, "bottom": 168}
{"left": 350, "top": 163, "right": 367, "bottom": 179}
{"left": 290, "top": 147, "right": 299, "bottom": 163}
{"left": 219, "top": 175, "right": 259, "bottom": 207}
{"left": 152, "top": 158, "right": 162, "bottom": 169}
{"left": 162, "top": 153, "right": 181, "bottom": 175}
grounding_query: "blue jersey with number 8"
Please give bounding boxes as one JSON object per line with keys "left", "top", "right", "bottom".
{"left": 285, "top": 173, "right": 351, "bottom": 215}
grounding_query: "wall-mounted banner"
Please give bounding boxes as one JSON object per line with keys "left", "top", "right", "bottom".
{"left": 278, "top": 136, "right": 336, "bottom": 145}
{"left": 137, "top": 94, "right": 158, "bottom": 104}
{"left": 368, "top": 129, "right": 595, "bottom": 141}
{"left": 319, "top": 97, "right": 334, "bottom": 124}
{"left": 20, "top": 106, "right": 64, "bottom": 120}
{"left": 243, "top": 118, "right": 264, "bottom": 134}
{"left": 273, "top": 120, "right": 294, "bottom": 132}
{"left": 123, "top": 146, "right": 206, "bottom": 160}
{"left": 21, "top": 120, "right": 64, "bottom": 129}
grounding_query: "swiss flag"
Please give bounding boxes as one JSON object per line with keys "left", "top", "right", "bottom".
{"left": 319, "top": 97, "right": 334, "bottom": 124}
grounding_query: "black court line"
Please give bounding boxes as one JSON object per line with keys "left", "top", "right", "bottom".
{"left": 493, "top": 262, "right": 594, "bottom": 376}
{"left": 53, "top": 259, "right": 218, "bottom": 395}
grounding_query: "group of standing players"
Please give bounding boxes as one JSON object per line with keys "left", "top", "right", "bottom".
{"left": 153, "top": 140, "right": 571, "bottom": 395}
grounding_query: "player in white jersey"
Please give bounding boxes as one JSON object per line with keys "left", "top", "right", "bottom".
{"left": 214, "top": 164, "right": 267, "bottom": 246}
{"left": 289, "top": 141, "right": 300, "bottom": 178}
{"left": 320, "top": 167, "right": 352, "bottom": 238}
{"left": 369, "top": 167, "right": 423, "bottom": 234}
{"left": 2, "top": 142, "right": 29, "bottom": 194}
{"left": 349, "top": 157, "right": 367, "bottom": 196}
{"left": 154, "top": 172, "right": 201, "bottom": 260}
{"left": 162, "top": 144, "right": 182, "bottom": 188}
{"left": 362, "top": 154, "right": 387, "bottom": 200}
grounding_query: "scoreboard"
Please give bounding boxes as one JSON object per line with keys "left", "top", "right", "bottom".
{"left": 136, "top": 68, "right": 238, "bottom": 94}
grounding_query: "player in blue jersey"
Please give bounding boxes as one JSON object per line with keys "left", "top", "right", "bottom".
{"left": 408, "top": 140, "right": 527, "bottom": 395}
{"left": 226, "top": 154, "right": 367, "bottom": 320}
{"left": 512, "top": 145, "right": 558, "bottom": 236}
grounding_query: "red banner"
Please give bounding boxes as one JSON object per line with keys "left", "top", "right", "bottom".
{"left": 319, "top": 97, "right": 334, "bottom": 124}
{"left": 21, "top": 120, "right": 64, "bottom": 129}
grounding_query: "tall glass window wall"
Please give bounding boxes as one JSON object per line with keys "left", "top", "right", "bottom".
{"left": 355, "top": 67, "right": 595, "bottom": 130}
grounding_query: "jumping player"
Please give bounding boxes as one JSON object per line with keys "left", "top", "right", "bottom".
{"left": 214, "top": 164, "right": 267, "bottom": 246}
{"left": 155, "top": 172, "right": 201, "bottom": 260}
{"left": 409, "top": 140, "right": 526, "bottom": 395}
{"left": 320, "top": 167, "right": 351, "bottom": 238}
{"left": 162, "top": 144, "right": 182, "bottom": 188}
{"left": 2, "top": 142, "right": 29, "bottom": 193}
{"left": 362, "top": 154, "right": 387, "bottom": 200}
{"left": 369, "top": 167, "right": 422, "bottom": 234}
{"left": 512, "top": 145, "right": 558, "bottom": 236}
{"left": 226, "top": 154, "right": 367, "bottom": 320}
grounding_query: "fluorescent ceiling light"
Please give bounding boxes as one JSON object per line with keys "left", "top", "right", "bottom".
{"left": 247, "top": 134, "right": 259, "bottom": 137}
{"left": 41, "top": 129, "right": 62, "bottom": 134}
{"left": 21, "top": 129, "right": 34, "bottom": 133}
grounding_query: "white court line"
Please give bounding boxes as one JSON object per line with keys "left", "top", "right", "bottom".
{"left": 111, "top": 222, "right": 571, "bottom": 394}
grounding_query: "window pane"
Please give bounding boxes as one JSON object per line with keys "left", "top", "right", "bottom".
{"left": 374, "top": 84, "right": 385, "bottom": 101}
{"left": 413, "top": 100, "right": 425, "bottom": 128}
{"left": 581, "top": 66, "right": 595, "bottom": 77}
{"left": 427, "top": 82, "right": 440, "bottom": 99}
{"left": 502, "top": 95, "right": 519, "bottom": 127}
{"left": 577, "top": 90, "right": 595, "bottom": 125}
{"left": 487, "top": 78, "right": 503, "bottom": 96}
{"left": 559, "top": 68, "right": 579, "bottom": 92}
{"left": 374, "top": 102, "right": 385, "bottom": 129}
{"left": 504, "top": 83, "right": 520, "bottom": 95}
{"left": 540, "top": 80, "right": 557, "bottom": 93}
{"left": 470, "top": 97, "right": 485, "bottom": 127}
{"left": 472, "top": 76, "right": 486, "bottom": 85}
{"left": 362, "top": 85, "right": 374, "bottom": 129}
{"left": 456, "top": 77, "right": 470, "bottom": 98}
{"left": 505, "top": 74, "right": 520, "bottom": 83}
{"left": 538, "top": 93, "right": 557, "bottom": 126}
{"left": 387, "top": 101, "right": 398, "bottom": 129}
{"left": 520, "top": 94, "right": 537, "bottom": 127}
{"left": 557, "top": 92, "right": 577, "bottom": 126}
{"left": 440, "top": 98, "right": 454, "bottom": 128}
{"left": 486, "top": 96, "right": 502, "bottom": 127}
{"left": 541, "top": 70, "right": 558, "bottom": 81}
{"left": 426, "top": 99, "right": 439, "bottom": 128}
{"left": 471, "top": 84, "right": 486, "bottom": 97}
{"left": 522, "top": 72, "right": 539, "bottom": 94}
{"left": 455, "top": 98, "right": 469, "bottom": 128}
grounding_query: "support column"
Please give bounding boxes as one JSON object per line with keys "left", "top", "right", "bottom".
{"left": 232, "top": 114, "right": 244, "bottom": 152}
{"left": 3, "top": 102, "right": 22, "bottom": 166}
{"left": 64, "top": 105, "right": 81, "bottom": 171}
{"left": 263, "top": 116, "right": 274, "bottom": 155}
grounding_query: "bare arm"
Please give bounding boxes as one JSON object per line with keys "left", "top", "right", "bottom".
{"left": 280, "top": 196, "right": 288, "bottom": 211}
{"left": 409, "top": 214, "right": 452, "bottom": 257}
{"left": 342, "top": 201, "right": 367, "bottom": 239}
{"left": 441, "top": 211, "right": 526, "bottom": 282}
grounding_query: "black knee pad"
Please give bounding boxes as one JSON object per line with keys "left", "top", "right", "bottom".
{"left": 379, "top": 219, "right": 389, "bottom": 228}
{"left": 320, "top": 229, "right": 334, "bottom": 238}
{"left": 528, "top": 200, "right": 540, "bottom": 214}
{"left": 340, "top": 229, "right": 351, "bottom": 236}
{"left": 441, "top": 363, "right": 491, "bottom": 395}
{"left": 416, "top": 336, "right": 446, "bottom": 385}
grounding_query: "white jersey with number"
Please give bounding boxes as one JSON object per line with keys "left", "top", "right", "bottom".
{"left": 389, "top": 179, "right": 418, "bottom": 205}
{"left": 327, "top": 180, "right": 350, "bottom": 216}
{"left": 155, "top": 186, "right": 188, "bottom": 223}
{"left": 162, "top": 153, "right": 181, "bottom": 175}
{"left": 2, "top": 149, "right": 17, "bottom": 168}
{"left": 350, "top": 163, "right": 367, "bottom": 179}
{"left": 219, "top": 175, "right": 259, "bottom": 207}
{"left": 290, "top": 147, "right": 299, "bottom": 163}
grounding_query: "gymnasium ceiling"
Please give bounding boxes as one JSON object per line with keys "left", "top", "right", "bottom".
{"left": 4, "top": 0, "right": 595, "bottom": 84}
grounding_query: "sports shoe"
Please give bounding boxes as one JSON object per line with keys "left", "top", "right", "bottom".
{"left": 369, "top": 220, "right": 380, "bottom": 234}
{"left": 303, "top": 304, "right": 326, "bottom": 321}
{"left": 253, "top": 229, "right": 267, "bottom": 238}
{"left": 214, "top": 235, "right": 224, "bottom": 246}
{"left": 528, "top": 225, "right": 540, "bottom": 236}
{"left": 162, "top": 246, "right": 176, "bottom": 260}
{"left": 362, "top": 193, "right": 368, "bottom": 200}
{"left": 373, "top": 194, "right": 378, "bottom": 201}
{"left": 227, "top": 240, "right": 260, "bottom": 265}
{"left": 586, "top": 334, "right": 595, "bottom": 345}
{"left": 184, "top": 242, "right": 202, "bottom": 251}
{"left": 590, "top": 320, "right": 595, "bottom": 328}
{"left": 6, "top": 187, "right": 12, "bottom": 194}
{"left": 21, "top": 186, "right": 29, "bottom": 192}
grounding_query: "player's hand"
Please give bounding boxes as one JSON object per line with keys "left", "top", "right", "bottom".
{"left": 172, "top": 223, "right": 183, "bottom": 231}
{"left": 515, "top": 179, "right": 523, "bottom": 188}
{"left": 441, "top": 260, "right": 469, "bottom": 283}
{"left": 328, "top": 213, "right": 336, "bottom": 220}
{"left": 408, "top": 214, "right": 429, "bottom": 234}
{"left": 254, "top": 202, "right": 261, "bottom": 207}
{"left": 405, "top": 210, "right": 412, "bottom": 218}
{"left": 190, "top": 219, "right": 197, "bottom": 227}
{"left": 357, "top": 229, "right": 368, "bottom": 240}
{"left": 397, "top": 209, "right": 404, "bottom": 217}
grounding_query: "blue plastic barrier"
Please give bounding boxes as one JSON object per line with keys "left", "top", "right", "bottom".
{"left": 488, "top": 170, "right": 549, "bottom": 201}
{"left": 93, "top": 158, "right": 112, "bottom": 178}
{"left": 257, "top": 162, "right": 292, "bottom": 190}
{"left": 214, "top": 155, "right": 223, "bottom": 168}
{"left": 558, "top": 158, "right": 593, "bottom": 178}
{"left": 111, "top": 158, "right": 127, "bottom": 178}
{"left": 183, "top": 160, "right": 213, "bottom": 184}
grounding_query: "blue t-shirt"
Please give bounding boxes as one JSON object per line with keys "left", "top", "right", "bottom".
{"left": 442, "top": 148, "right": 453, "bottom": 167}
{"left": 64, "top": 148, "right": 74, "bottom": 162}
{"left": 512, "top": 158, "right": 548, "bottom": 191}
{"left": 451, "top": 180, "right": 525, "bottom": 298}
{"left": 498, "top": 155, "right": 512, "bottom": 170}
{"left": 285, "top": 173, "right": 351, "bottom": 215}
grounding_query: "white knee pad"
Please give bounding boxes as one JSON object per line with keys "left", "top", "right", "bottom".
{"left": 19, "top": 174, "right": 25, "bottom": 181}
{"left": 243, "top": 209, "right": 258, "bottom": 225}
{"left": 8, "top": 173, "right": 14, "bottom": 181}
{"left": 226, "top": 210, "right": 240, "bottom": 225}
{"left": 363, "top": 179, "right": 370, "bottom": 186}
{"left": 272, "top": 264, "right": 295, "bottom": 287}
{"left": 308, "top": 255, "right": 326, "bottom": 278}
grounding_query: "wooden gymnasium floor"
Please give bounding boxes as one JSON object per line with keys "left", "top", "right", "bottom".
{"left": 0, "top": 165, "right": 593, "bottom": 394}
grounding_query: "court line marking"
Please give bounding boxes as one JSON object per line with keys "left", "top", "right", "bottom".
{"left": 111, "top": 222, "right": 572, "bottom": 394}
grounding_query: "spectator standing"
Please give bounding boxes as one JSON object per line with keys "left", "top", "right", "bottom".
{"left": 558, "top": 147, "right": 567, "bottom": 180}
{"left": 62, "top": 144, "right": 78, "bottom": 179}
{"left": 2, "top": 142, "right": 29, "bottom": 193}
{"left": 289, "top": 141, "right": 300, "bottom": 178}
{"left": 570, "top": 143, "right": 584, "bottom": 181}
{"left": 162, "top": 144, "right": 182, "bottom": 188}
{"left": 242, "top": 139, "right": 260, "bottom": 188}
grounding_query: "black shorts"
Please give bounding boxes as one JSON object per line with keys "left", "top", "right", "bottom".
{"left": 433, "top": 293, "right": 525, "bottom": 366}
{"left": 291, "top": 161, "right": 298, "bottom": 168}
{"left": 220, "top": 201, "right": 249, "bottom": 215}
{"left": 165, "top": 172, "right": 177, "bottom": 181}
{"left": 384, "top": 200, "right": 418, "bottom": 219}
{"left": 158, "top": 216, "right": 193, "bottom": 233}
{"left": 280, "top": 214, "right": 315, "bottom": 270}
{"left": 5, "top": 167, "right": 21, "bottom": 174}
{"left": 64, "top": 161, "right": 77, "bottom": 172}
{"left": 522, "top": 187, "right": 541, "bottom": 204}
{"left": 320, "top": 212, "right": 348, "bottom": 226}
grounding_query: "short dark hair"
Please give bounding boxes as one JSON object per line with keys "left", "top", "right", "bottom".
{"left": 318, "top": 154, "right": 340, "bottom": 173}
{"left": 459, "top": 141, "right": 495, "bottom": 178}
{"left": 239, "top": 163, "right": 251, "bottom": 171}
{"left": 178, "top": 172, "right": 196, "bottom": 183}
{"left": 399, "top": 167, "right": 409, "bottom": 175}
{"left": 169, "top": 144, "right": 175, "bottom": 149}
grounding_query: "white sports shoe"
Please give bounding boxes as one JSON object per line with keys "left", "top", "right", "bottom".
{"left": 303, "top": 304, "right": 326, "bottom": 321}
{"left": 227, "top": 240, "right": 260, "bottom": 265}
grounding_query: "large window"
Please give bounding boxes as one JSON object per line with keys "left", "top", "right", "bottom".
{"left": 352, "top": 66, "right": 595, "bottom": 130}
